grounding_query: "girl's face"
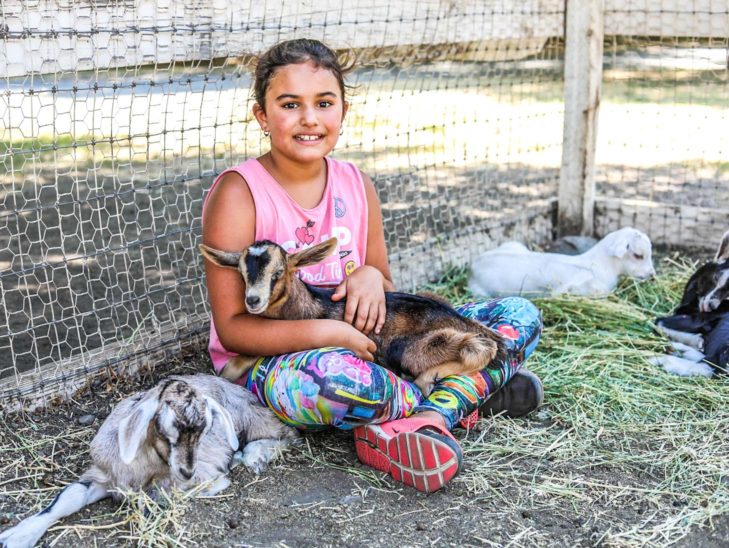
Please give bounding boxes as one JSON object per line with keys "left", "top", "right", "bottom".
{"left": 254, "top": 60, "right": 348, "bottom": 165}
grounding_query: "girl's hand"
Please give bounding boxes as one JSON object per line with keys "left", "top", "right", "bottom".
{"left": 331, "top": 265, "right": 387, "bottom": 335}
{"left": 323, "top": 320, "right": 377, "bottom": 362}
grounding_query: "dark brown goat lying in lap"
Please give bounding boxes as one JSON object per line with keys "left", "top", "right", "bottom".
{"left": 200, "top": 238, "right": 505, "bottom": 395}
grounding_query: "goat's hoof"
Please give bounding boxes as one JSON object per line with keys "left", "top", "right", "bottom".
{"left": 414, "top": 379, "right": 435, "bottom": 398}
{"left": 229, "top": 450, "right": 245, "bottom": 471}
{"left": 648, "top": 355, "right": 714, "bottom": 378}
{"left": 239, "top": 439, "right": 282, "bottom": 475}
{"left": 494, "top": 338, "right": 509, "bottom": 361}
{"left": 199, "top": 475, "right": 231, "bottom": 496}
{"left": 220, "top": 356, "right": 256, "bottom": 382}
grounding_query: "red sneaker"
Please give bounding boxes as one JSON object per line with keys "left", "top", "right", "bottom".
{"left": 353, "top": 416, "right": 463, "bottom": 493}
{"left": 459, "top": 410, "right": 480, "bottom": 429}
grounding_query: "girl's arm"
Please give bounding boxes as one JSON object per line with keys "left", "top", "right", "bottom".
{"left": 202, "top": 171, "right": 376, "bottom": 360}
{"left": 331, "top": 171, "right": 394, "bottom": 335}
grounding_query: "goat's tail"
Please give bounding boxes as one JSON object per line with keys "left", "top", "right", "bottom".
{"left": 407, "top": 328, "right": 505, "bottom": 397}
{"left": 478, "top": 325, "right": 508, "bottom": 363}
{"left": 456, "top": 329, "right": 504, "bottom": 371}
{"left": 407, "top": 328, "right": 503, "bottom": 377}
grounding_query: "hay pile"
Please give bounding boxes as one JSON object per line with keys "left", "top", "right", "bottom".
{"left": 428, "top": 255, "right": 729, "bottom": 545}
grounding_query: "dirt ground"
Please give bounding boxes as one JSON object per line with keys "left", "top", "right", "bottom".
{"left": 1, "top": 344, "right": 728, "bottom": 548}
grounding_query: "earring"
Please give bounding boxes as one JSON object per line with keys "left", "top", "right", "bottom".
{"left": 263, "top": 130, "right": 270, "bottom": 138}
{"left": 339, "top": 125, "right": 344, "bottom": 136}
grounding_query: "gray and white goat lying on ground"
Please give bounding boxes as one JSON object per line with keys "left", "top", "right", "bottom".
{"left": 0, "top": 374, "right": 298, "bottom": 548}
{"left": 650, "top": 230, "right": 729, "bottom": 377}
{"left": 199, "top": 237, "right": 505, "bottom": 395}
{"left": 468, "top": 227, "right": 656, "bottom": 297}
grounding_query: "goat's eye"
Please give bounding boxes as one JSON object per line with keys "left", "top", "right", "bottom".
{"left": 272, "top": 269, "right": 284, "bottom": 281}
{"left": 633, "top": 253, "right": 644, "bottom": 260}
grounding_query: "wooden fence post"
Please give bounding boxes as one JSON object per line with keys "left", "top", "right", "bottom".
{"left": 558, "top": 0, "right": 604, "bottom": 236}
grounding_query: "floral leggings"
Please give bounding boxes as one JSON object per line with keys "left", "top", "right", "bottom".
{"left": 243, "top": 297, "right": 542, "bottom": 431}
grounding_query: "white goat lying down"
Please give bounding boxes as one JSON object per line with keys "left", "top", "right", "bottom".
{"left": 0, "top": 374, "right": 298, "bottom": 548}
{"left": 468, "top": 227, "right": 656, "bottom": 297}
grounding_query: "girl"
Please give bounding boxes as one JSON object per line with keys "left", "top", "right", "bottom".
{"left": 202, "top": 39, "right": 543, "bottom": 493}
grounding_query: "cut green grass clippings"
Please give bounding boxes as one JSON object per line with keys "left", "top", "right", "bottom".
{"left": 448, "top": 254, "right": 729, "bottom": 546}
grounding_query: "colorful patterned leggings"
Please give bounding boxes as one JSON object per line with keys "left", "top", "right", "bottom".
{"left": 244, "top": 297, "right": 542, "bottom": 431}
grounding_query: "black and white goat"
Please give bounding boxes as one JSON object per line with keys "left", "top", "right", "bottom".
{"left": 0, "top": 374, "right": 298, "bottom": 548}
{"left": 199, "top": 238, "right": 505, "bottom": 395}
{"left": 651, "top": 230, "right": 729, "bottom": 377}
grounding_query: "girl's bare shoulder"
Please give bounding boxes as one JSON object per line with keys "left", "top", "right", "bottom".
{"left": 207, "top": 171, "right": 253, "bottom": 207}
{"left": 203, "top": 171, "right": 255, "bottom": 247}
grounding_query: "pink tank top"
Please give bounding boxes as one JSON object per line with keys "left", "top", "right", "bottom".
{"left": 204, "top": 157, "right": 369, "bottom": 372}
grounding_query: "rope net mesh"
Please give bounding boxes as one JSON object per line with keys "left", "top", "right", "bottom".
{"left": 2, "top": 1, "right": 726, "bottom": 406}
{"left": 0, "top": 1, "right": 565, "bottom": 405}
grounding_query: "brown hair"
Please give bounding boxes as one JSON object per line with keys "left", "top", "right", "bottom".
{"left": 253, "top": 39, "right": 354, "bottom": 111}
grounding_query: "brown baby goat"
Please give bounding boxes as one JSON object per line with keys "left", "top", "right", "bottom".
{"left": 200, "top": 238, "right": 505, "bottom": 395}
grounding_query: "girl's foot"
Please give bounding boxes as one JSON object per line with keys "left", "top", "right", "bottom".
{"left": 460, "top": 369, "right": 544, "bottom": 428}
{"left": 481, "top": 368, "right": 543, "bottom": 417}
{"left": 353, "top": 414, "right": 463, "bottom": 493}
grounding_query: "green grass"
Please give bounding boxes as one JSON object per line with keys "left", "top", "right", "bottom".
{"left": 424, "top": 254, "right": 729, "bottom": 545}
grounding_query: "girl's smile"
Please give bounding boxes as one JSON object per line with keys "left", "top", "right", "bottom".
{"left": 295, "top": 134, "right": 324, "bottom": 142}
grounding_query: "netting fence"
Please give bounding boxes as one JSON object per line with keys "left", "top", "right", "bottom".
{"left": 0, "top": 0, "right": 727, "bottom": 408}
{"left": 594, "top": 4, "right": 729, "bottom": 245}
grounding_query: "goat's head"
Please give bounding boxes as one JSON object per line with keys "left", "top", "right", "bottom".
{"left": 117, "top": 379, "right": 238, "bottom": 485}
{"left": 696, "top": 230, "right": 729, "bottom": 312}
{"left": 199, "top": 238, "right": 338, "bottom": 315}
{"left": 604, "top": 227, "right": 656, "bottom": 279}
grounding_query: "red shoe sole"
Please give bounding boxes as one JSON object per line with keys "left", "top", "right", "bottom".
{"left": 354, "top": 425, "right": 391, "bottom": 473}
{"left": 354, "top": 425, "right": 461, "bottom": 493}
{"left": 459, "top": 410, "right": 479, "bottom": 429}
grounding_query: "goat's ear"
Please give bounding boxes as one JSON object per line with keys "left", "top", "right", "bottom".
{"left": 289, "top": 237, "right": 338, "bottom": 270}
{"left": 199, "top": 244, "right": 241, "bottom": 269}
{"left": 204, "top": 396, "right": 239, "bottom": 451}
{"left": 607, "top": 236, "right": 630, "bottom": 258}
{"left": 715, "top": 230, "right": 729, "bottom": 262}
{"left": 118, "top": 389, "right": 160, "bottom": 464}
